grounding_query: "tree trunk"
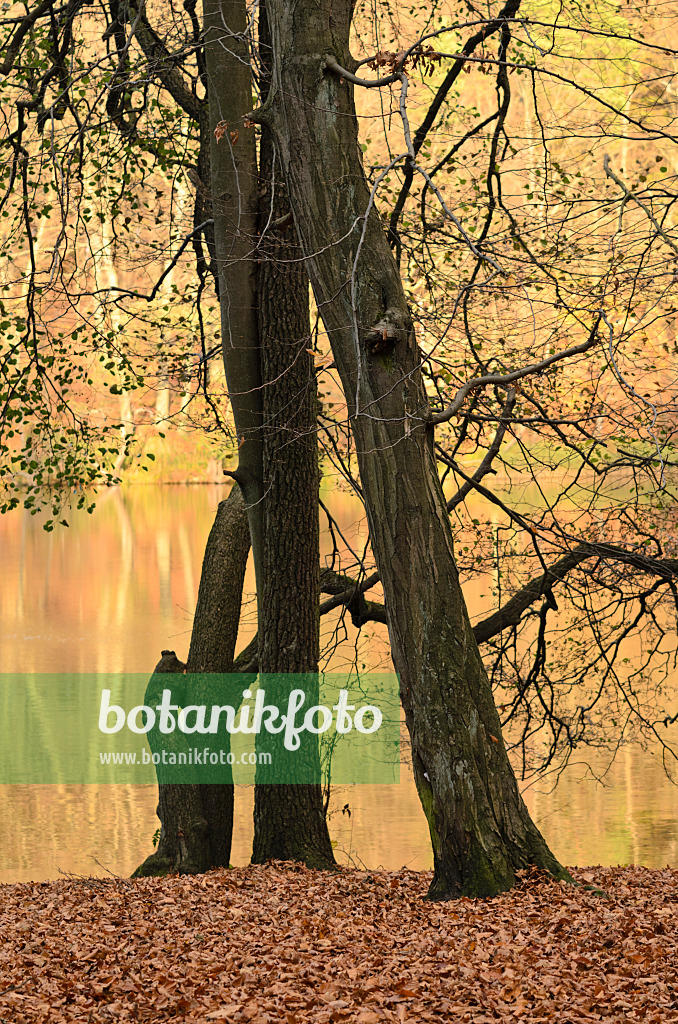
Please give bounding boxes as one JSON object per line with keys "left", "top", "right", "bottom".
{"left": 133, "top": 486, "right": 250, "bottom": 877}
{"left": 203, "top": 0, "right": 264, "bottom": 596}
{"left": 262, "top": 0, "right": 570, "bottom": 897}
{"left": 251, "top": 0, "right": 336, "bottom": 870}
{"left": 138, "top": 0, "right": 334, "bottom": 876}
{"left": 133, "top": 0, "right": 261, "bottom": 877}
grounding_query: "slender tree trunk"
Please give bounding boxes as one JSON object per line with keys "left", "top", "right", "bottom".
{"left": 134, "top": 0, "right": 260, "bottom": 877}
{"left": 262, "top": 0, "right": 570, "bottom": 897}
{"left": 203, "top": 0, "right": 264, "bottom": 594}
{"left": 251, "top": 0, "right": 336, "bottom": 870}
{"left": 133, "top": 486, "right": 250, "bottom": 876}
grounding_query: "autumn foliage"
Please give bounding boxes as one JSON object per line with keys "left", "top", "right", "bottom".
{"left": 1, "top": 863, "right": 677, "bottom": 1022}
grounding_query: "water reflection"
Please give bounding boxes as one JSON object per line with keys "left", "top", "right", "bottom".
{"left": 0, "top": 484, "right": 676, "bottom": 881}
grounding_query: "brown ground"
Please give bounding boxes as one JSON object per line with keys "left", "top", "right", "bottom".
{"left": 0, "top": 863, "right": 676, "bottom": 1022}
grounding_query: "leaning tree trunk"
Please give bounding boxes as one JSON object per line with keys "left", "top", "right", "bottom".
{"left": 261, "top": 0, "right": 570, "bottom": 897}
{"left": 251, "top": 0, "right": 336, "bottom": 870}
{"left": 133, "top": 486, "right": 250, "bottom": 877}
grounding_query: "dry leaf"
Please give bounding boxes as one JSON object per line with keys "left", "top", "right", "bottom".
{"left": 1, "top": 863, "right": 677, "bottom": 1023}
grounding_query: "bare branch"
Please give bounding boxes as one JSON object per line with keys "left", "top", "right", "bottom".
{"left": 129, "top": 4, "right": 203, "bottom": 122}
{"left": 473, "top": 546, "right": 591, "bottom": 644}
{"left": 429, "top": 315, "right": 602, "bottom": 425}
{"left": 445, "top": 389, "right": 516, "bottom": 512}
{"left": 475, "top": 543, "right": 678, "bottom": 645}
{"left": 603, "top": 155, "right": 678, "bottom": 258}
{"left": 324, "top": 55, "right": 401, "bottom": 89}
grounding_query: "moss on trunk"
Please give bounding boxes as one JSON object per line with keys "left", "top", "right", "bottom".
{"left": 264, "top": 0, "right": 569, "bottom": 898}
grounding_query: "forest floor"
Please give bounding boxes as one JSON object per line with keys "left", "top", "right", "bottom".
{"left": 0, "top": 862, "right": 676, "bottom": 1022}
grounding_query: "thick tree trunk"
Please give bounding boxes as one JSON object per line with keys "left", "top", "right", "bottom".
{"left": 138, "top": 0, "right": 334, "bottom": 876}
{"left": 133, "top": 486, "right": 250, "bottom": 877}
{"left": 135, "top": 0, "right": 260, "bottom": 876}
{"left": 263, "top": 0, "right": 570, "bottom": 897}
{"left": 251, "top": 2, "right": 336, "bottom": 870}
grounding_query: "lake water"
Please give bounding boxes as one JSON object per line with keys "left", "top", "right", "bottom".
{"left": 0, "top": 483, "right": 676, "bottom": 881}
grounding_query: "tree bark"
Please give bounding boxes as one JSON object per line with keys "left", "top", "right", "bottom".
{"left": 132, "top": 0, "right": 261, "bottom": 878}
{"left": 203, "top": 0, "right": 264, "bottom": 599}
{"left": 133, "top": 486, "right": 250, "bottom": 877}
{"left": 262, "top": 0, "right": 570, "bottom": 897}
{"left": 251, "top": 0, "right": 336, "bottom": 870}
{"left": 138, "top": 0, "right": 334, "bottom": 876}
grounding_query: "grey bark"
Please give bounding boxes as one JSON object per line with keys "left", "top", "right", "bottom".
{"left": 131, "top": 0, "right": 262, "bottom": 878}
{"left": 138, "top": 0, "right": 334, "bottom": 875}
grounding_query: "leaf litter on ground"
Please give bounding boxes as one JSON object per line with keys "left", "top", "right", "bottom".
{"left": 0, "top": 863, "right": 677, "bottom": 1022}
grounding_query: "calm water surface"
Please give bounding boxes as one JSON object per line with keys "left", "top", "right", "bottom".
{"left": 0, "top": 483, "right": 676, "bottom": 881}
